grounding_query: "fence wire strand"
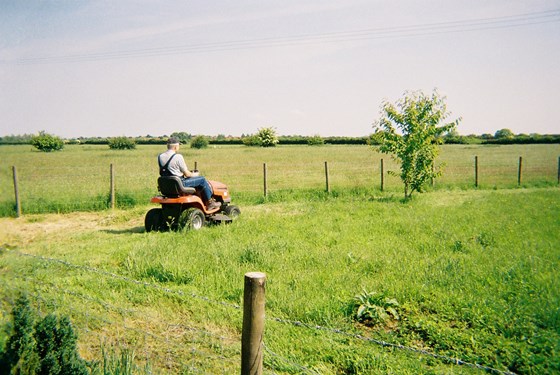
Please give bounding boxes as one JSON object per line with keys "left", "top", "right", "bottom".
{"left": 14, "top": 250, "right": 241, "bottom": 310}
{"left": 2, "top": 249, "right": 519, "bottom": 374}
{"left": 268, "top": 316, "right": 517, "bottom": 375}
{"left": 5, "top": 151, "right": 559, "bottom": 214}
{"left": 263, "top": 343, "right": 322, "bottom": 375}
{"left": 0, "top": 274, "right": 238, "bottom": 374}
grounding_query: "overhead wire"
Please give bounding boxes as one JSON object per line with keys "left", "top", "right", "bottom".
{"left": 6, "top": 9, "right": 560, "bottom": 65}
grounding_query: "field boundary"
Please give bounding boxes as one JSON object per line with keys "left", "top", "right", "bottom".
{"left": 5, "top": 151, "right": 560, "bottom": 217}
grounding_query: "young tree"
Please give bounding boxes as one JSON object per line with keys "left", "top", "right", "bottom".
{"left": 373, "top": 90, "right": 460, "bottom": 199}
{"left": 257, "top": 127, "right": 279, "bottom": 147}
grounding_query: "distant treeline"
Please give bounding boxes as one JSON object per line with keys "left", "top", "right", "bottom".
{"left": 1, "top": 131, "right": 559, "bottom": 146}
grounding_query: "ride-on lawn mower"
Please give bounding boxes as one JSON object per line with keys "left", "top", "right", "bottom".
{"left": 144, "top": 175, "right": 240, "bottom": 232}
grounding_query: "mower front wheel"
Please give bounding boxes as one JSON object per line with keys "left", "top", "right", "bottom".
{"left": 145, "top": 208, "right": 163, "bottom": 232}
{"left": 179, "top": 208, "right": 205, "bottom": 231}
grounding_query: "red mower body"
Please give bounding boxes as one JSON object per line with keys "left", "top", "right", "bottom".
{"left": 145, "top": 177, "right": 240, "bottom": 232}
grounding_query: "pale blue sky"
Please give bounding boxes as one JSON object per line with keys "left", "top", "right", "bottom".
{"left": 1, "top": 0, "right": 559, "bottom": 138}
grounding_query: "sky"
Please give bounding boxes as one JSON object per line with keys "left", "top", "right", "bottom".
{"left": 1, "top": 0, "right": 559, "bottom": 138}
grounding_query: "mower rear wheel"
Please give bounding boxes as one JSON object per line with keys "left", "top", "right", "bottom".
{"left": 179, "top": 208, "right": 205, "bottom": 231}
{"left": 145, "top": 208, "right": 163, "bottom": 232}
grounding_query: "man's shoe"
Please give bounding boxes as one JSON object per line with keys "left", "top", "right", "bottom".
{"left": 207, "top": 200, "right": 221, "bottom": 211}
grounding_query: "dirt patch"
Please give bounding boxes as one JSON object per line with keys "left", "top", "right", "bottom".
{"left": 0, "top": 210, "right": 144, "bottom": 248}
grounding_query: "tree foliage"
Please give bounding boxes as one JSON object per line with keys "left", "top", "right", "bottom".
{"left": 242, "top": 134, "right": 262, "bottom": 147}
{"left": 1, "top": 295, "right": 39, "bottom": 374}
{"left": 494, "top": 128, "right": 514, "bottom": 139}
{"left": 373, "top": 90, "right": 460, "bottom": 198}
{"left": 242, "top": 127, "right": 279, "bottom": 147}
{"left": 170, "top": 132, "right": 192, "bottom": 144}
{"left": 307, "top": 134, "right": 325, "bottom": 146}
{"left": 108, "top": 136, "right": 136, "bottom": 150}
{"left": 31, "top": 131, "right": 64, "bottom": 152}
{"left": 0, "top": 295, "right": 88, "bottom": 375}
{"left": 256, "top": 127, "right": 279, "bottom": 147}
{"left": 190, "top": 135, "right": 209, "bottom": 149}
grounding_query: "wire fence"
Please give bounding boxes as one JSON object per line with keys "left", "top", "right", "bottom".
{"left": 0, "top": 249, "right": 517, "bottom": 374}
{"left": 2, "top": 149, "right": 559, "bottom": 216}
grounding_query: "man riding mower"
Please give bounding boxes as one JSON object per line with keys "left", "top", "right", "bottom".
{"left": 144, "top": 137, "right": 240, "bottom": 232}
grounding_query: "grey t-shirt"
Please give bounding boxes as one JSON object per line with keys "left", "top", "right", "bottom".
{"left": 158, "top": 150, "right": 188, "bottom": 177}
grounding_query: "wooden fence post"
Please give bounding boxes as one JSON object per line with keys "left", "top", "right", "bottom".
{"left": 518, "top": 157, "right": 523, "bottom": 186}
{"left": 324, "top": 161, "right": 330, "bottom": 193}
{"left": 431, "top": 162, "right": 435, "bottom": 188}
{"left": 12, "top": 166, "right": 21, "bottom": 217}
{"left": 263, "top": 163, "right": 268, "bottom": 198}
{"left": 474, "top": 156, "right": 479, "bottom": 188}
{"left": 380, "top": 159, "right": 384, "bottom": 192}
{"left": 194, "top": 161, "right": 198, "bottom": 171}
{"left": 110, "top": 164, "right": 115, "bottom": 209}
{"left": 241, "top": 272, "right": 266, "bottom": 375}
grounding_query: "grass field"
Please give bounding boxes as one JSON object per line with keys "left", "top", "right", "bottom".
{"left": 0, "top": 143, "right": 558, "bottom": 216}
{"left": 0, "top": 144, "right": 559, "bottom": 374}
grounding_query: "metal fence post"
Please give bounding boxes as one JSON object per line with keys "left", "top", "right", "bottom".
{"left": 241, "top": 272, "right": 266, "bottom": 375}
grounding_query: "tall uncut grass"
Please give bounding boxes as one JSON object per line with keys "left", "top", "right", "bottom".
{"left": 0, "top": 143, "right": 558, "bottom": 216}
{"left": 0, "top": 186, "right": 558, "bottom": 373}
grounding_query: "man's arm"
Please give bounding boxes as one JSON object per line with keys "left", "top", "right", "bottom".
{"left": 175, "top": 156, "right": 200, "bottom": 178}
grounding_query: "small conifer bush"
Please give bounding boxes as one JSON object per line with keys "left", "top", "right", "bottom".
{"left": 0, "top": 295, "right": 88, "bottom": 374}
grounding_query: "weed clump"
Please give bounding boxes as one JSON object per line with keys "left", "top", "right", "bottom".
{"left": 351, "top": 290, "right": 400, "bottom": 330}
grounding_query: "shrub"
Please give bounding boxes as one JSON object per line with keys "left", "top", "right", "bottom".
{"left": 0, "top": 295, "right": 88, "bottom": 374}
{"left": 31, "top": 131, "right": 64, "bottom": 152}
{"left": 307, "top": 135, "right": 324, "bottom": 146}
{"left": 35, "top": 314, "right": 88, "bottom": 375}
{"left": 190, "top": 135, "right": 209, "bottom": 149}
{"left": 1, "top": 295, "right": 39, "bottom": 373}
{"left": 108, "top": 137, "right": 136, "bottom": 150}
{"left": 242, "top": 134, "right": 262, "bottom": 147}
{"left": 257, "top": 127, "right": 279, "bottom": 147}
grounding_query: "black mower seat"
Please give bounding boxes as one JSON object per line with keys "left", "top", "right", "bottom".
{"left": 158, "top": 176, "right": 196, "bottom": 197}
